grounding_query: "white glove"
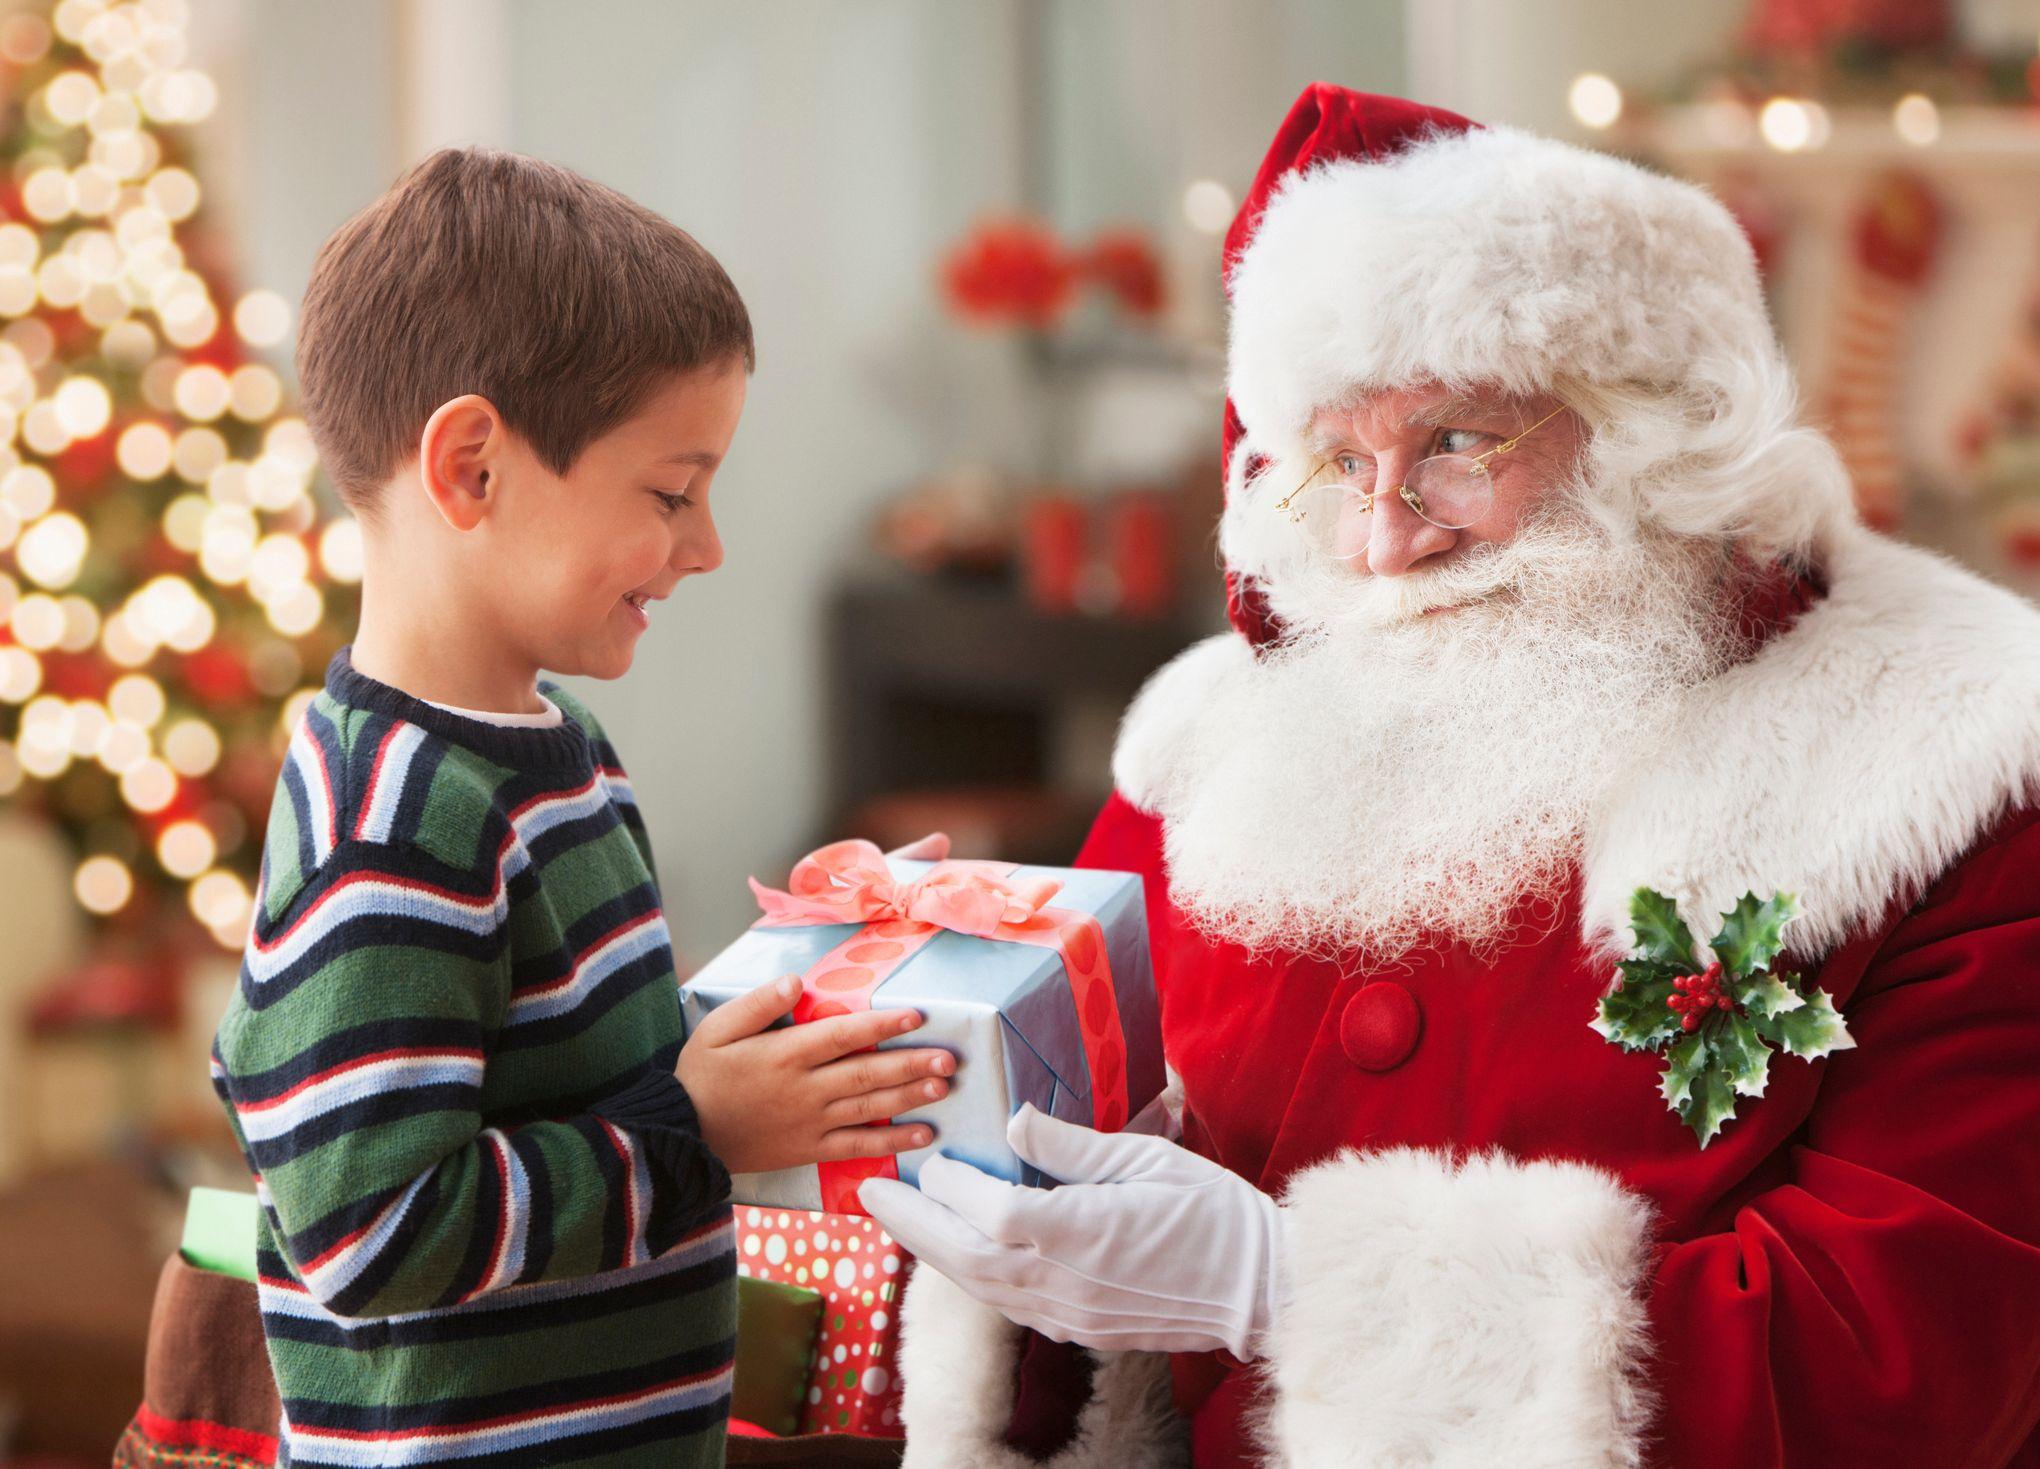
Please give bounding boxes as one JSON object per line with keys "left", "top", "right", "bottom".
{"left": 859, "top": 1104, "right": 1284, "bottom": 1359}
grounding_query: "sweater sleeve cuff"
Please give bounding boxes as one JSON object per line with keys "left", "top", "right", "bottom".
{"left": 591, "top": 1069, "right": 732, "bottom": 1243}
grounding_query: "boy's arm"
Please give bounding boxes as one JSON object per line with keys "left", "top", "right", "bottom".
{"left": 217, "top": 840, "right": 727, "bottom": 1320}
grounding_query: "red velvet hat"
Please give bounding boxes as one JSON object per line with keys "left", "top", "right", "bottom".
{"left": 1220, "top": 85, "right": 1477, "bottom": 645}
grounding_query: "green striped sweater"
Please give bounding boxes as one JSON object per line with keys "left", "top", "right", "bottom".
{"left": 212, "top": 652, "right": 735, "bottom": 1467}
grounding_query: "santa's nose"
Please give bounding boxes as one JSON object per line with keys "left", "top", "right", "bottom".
{"left": 1362, "top": 475, "right": 1457, "bottom": 577}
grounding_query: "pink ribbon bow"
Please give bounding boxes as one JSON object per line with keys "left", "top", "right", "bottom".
{"left": 749, "top": 839, "right": 1063, "bottom": 939}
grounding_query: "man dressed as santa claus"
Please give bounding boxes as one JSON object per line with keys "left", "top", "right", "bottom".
{"left": 860, "top": 85, "right": 2040, "bottom": 1468}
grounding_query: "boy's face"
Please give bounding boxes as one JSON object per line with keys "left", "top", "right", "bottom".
{"left": 486, "top": 360, "right": 746, "bottom": 681}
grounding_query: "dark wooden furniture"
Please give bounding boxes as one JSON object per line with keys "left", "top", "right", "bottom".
{"left": 823, "top": 576, "right": 1206, "bottom": 862}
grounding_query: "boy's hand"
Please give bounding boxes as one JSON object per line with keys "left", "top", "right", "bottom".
{"left": 680, "top": 974, "right": 954, "bottom": 1175}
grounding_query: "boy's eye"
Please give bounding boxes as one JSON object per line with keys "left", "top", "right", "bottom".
{"left": 650, "top": 489, "right": 696, "bottom": 516}
{"left": 1437, "top": 428, "right": 1487, "bottom": 456}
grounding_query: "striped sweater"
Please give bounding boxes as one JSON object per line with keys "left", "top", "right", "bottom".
{"left": 212, "top": 652, "right": 735, "bottom": 1467}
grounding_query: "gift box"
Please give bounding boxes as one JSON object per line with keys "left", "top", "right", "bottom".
{"left": 737, "top": 1208, "right": 912, "bottom": 1437}
{"left": 731, "top": 1273, "right": 825, "bottom": 1437}
{"left": 181, "top": 1186, "right": 259, "bottom": 1282}
{"left": 681, "top": 841, "right": 1164, "bottom": 1215}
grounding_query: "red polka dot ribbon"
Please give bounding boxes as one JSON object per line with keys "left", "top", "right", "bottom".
{"left": 749, "top": 840, "right": 1133, "bottom": 1214}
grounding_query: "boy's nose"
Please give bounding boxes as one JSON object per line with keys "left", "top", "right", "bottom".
{"left": 675, "top": 513, "right": 723, "bottom": 576}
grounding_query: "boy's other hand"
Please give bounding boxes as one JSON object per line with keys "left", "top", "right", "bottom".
{"left": 679, "top": 973, "right": 954, "bottom": 1175}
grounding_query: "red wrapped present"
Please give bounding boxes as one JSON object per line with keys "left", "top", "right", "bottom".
{"left": 736, "top": 1207, "right": 913, "bottom": 1438}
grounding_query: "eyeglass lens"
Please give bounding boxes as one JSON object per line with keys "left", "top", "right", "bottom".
{"left": 1320, "top": 455, "right": 1493, "bottom": 559}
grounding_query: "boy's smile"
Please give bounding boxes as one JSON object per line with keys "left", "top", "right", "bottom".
{"left": 621, "top": 590, "right": 659, "bottom": 628}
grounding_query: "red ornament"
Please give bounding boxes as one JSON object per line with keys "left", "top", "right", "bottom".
{"left": 27, "top": 950, "right": 184, "bottom": 1036}
{"left": 56, "top": 425, "right": 118, "bottom": 492}
{"left": 1853, "top": 171, "right": 1940, "bottom": 286}
{"left": 1740, "top": 0, "right": 1951, "bottom": 56}
{"left": 2003, "top": 524, "right": 2040, "bottom": 569}
{"left": 185, "top": 320, "right": 245, "bottom": 371}
{"left": 1020, "top": 493, "right": 1086, "bottom": 614}
{"left": 45, "top": 306, "right": 94, "bottom": 354}
{"left": 180, "top": 645, "right": 255, "bottom": 705}
{"left": 1108, "top": 491, "right": 1175, "bottom": 618}
{"left": 40, "top": 650, "right": 112, "bottom": 700}
{"left": 1083, "top": 230, "right": 1167, "bottom": 318}
{"left": 939, "top": 217, "right": 1076, "bottom": 330}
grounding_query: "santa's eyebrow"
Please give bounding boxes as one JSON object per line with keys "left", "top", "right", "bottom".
{"left": 1401, "top": 394, "right": 1508, "bottom": 430}
{"left": 1305, "top": 425, "right": 1352, "bottom": 457}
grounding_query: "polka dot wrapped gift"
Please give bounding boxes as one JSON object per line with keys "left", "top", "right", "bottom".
{"left": 737, "top": 1206, "right": 914, "bottom": 1436}
{"left": 683, "top": 841, "right": 1164, "bottom": 1216}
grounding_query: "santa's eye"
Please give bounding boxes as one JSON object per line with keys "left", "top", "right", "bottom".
{"left": 1437, "top": 428, "right": 1486, "bottom": 456}
{"left": 1332, "top": 453, "right": 1369, "bottom": 480}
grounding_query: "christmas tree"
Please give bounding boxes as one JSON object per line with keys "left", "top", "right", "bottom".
{"left": 0, "top": 0, "right": 357, "bottom": 951}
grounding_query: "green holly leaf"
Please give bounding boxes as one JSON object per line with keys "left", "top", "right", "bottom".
{"left": 1752, "top": 983, "right": 1855, "bottom": 1060}
{"left": 1733, "top": 969, "right": 1805, "bottom": 1021}
{"left": 1712, "top": 1011, "right": 1775, "bottom": 1099}
{"left": 1676, "top": 1065, "right": 1739, "bottom": 1149}
{"left": 1591, "top": 958, "right": 1682, "bottom": 1052}
{"left": 1629, "top": 888, "right": 1701, "bottom": 970}
{"left": 1658, "top": 1030, "right": 1709, "bottom": 1110}
{"left": 1658, "top": 1030, "right": 1739, "bottom": 1145}
{"left": 1709, "top": 892, "right": 1799, "bottom": 978}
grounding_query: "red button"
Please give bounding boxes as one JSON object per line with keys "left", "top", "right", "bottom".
{"left": 1339, "top": 982, "right": 1422, "bottom": 1072}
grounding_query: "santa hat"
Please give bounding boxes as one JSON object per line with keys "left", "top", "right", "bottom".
{"left": 1220, "top": 84, "right": 1838, "bottom": 644}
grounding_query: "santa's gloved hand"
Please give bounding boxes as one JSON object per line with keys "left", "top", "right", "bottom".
{"left": 859, "top": 1103, "right": 1283, "bottom": 1359}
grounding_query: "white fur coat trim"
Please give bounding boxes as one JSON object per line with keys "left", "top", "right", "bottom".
{"left": 894, "top": 1266, "right": 1185, "bottom": 1468}
{"left": 1262, "top": 1148, "right": 1656, "bottom": 1468}
{"left": 1115, "top": 528, "right": 2040, "bottom": 960}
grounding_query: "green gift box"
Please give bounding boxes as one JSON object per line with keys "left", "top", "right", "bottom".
{"left": 733, "top": 1274, "right": 826, "bottom": 1437}
{"left": 180, "top": 1186, "right": 258, "bottom": 1282}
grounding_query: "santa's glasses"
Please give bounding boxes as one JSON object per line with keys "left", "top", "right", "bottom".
{"left": 1273, "top": 404, "right": 1568, "bottom": 560}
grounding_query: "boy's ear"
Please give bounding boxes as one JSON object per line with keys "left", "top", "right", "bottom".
{"left": 417, "top": 395, "right": 508, "bottom": 532}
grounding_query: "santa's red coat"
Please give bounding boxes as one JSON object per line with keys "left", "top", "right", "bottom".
{"left": 893, "top": 530, "right": 2040, "bottom": 1468}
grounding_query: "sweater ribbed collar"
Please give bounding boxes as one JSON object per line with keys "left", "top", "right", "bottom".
{"left": 325, "top": 649, "right": 595, "bottom": 771}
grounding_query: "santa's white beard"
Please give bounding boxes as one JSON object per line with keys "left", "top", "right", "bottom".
{"left": 1157, "top": 498, "right": 1738, "bottom": 963}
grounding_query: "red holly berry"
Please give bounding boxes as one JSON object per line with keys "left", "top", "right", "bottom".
{"left": 1681, "top": 1014, "right": 1701, "bottom": 1032}
{"left": 1717, "top": 994, "right": 1733, "bottom": 1010}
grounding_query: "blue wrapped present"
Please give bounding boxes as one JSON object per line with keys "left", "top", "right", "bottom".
{"left": 680, "top": 841, "right": 1162, "bottom": 1214}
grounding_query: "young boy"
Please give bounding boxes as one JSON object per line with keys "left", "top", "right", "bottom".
{"left": 208, "top": 149, "right": 954, "bottom": 1466}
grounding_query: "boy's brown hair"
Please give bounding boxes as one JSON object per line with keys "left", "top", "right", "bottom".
{"left": 296, "top": 148, "right": 754, "bottom": 510}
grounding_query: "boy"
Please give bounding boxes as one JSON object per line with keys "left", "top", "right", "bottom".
{"left": 208, "top": 149, "right": 954, "bottom": 1466}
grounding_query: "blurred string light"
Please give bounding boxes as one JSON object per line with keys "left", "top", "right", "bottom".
{"left": 73, "top": 852, "right": 131, "bottom": 913}
{"left": 1568, "top": 73, "right": 1623, "bottom": 130}
{"left": 1892, "top": 93, "right": 1939, "bottom": 147}
{"left": 1181, "top": 179, "right": 1234, "bottom": 235}
{"left": 1758, "top": 96, "right": 1830, "bottom": 152}
{"left": 156, "top": 816, "right": 212, "bottom": 876}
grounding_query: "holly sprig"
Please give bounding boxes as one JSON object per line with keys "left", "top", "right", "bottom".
{"left": 1591, "top": 889, "right": 1854, "bottom": 1148}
